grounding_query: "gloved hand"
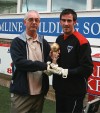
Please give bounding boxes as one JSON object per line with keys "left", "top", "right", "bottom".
{"left": 44, "top": 69, "right": 53, "bottom": 76}
{"left": 43, "top": 61, "right": 54, "bottom": 76}
{"left": 44, "top": 61, "right": 68, "bottom": 78}
{"left": 47, "top": 62, "right": 61, "bottom": 75}
{"left": 44, "top": 61, "right": 60, "bottom": 76}
{"left": 49, "top": 63, "right": 62, "bottom": 75}
{"left": 49, "top": 62, "right": 68, "bottom": 78}
{"left": 61, "top": 69, "right": 68, "bottom": 78}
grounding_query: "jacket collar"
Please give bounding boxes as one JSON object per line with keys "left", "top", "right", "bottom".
{"left": 18, "top": 31, "right": 43, "bottom": 44}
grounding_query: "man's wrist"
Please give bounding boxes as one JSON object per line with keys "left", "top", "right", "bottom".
{"left": 61, "top": 69, "right": 68, "bottom": 78}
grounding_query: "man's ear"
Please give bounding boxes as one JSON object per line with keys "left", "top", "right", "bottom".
{"left": 24, "top": 20, "right": 26, "bottom": 26}
{"left": 74, "top": 20, "right": 77, "bottom": 25}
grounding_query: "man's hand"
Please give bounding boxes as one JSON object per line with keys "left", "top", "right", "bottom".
{"left": 50, "top": 64, "right": 68, "bottom": 78}
{"left": 61, "top": 69, "right": 68, "bottom": 78}
{"left": 47, "top": 62, "right": 61, "bottom": 75}
{"left": 44, "top": 61, "right": 60, "bottom": 76}
{"left": 47, "top": 62, "right": 68, "bottom": 78}
{"left": 43, "top": 62, "right": 53, "bottom": 76}
{"left": 44, "top": 62, "right": 68, "bottom": 78}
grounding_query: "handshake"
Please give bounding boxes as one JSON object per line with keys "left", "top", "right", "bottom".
{"left": 44, "top": 61, "right": 68, "bottom": 78}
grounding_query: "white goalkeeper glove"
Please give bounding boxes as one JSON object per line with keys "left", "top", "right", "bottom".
{"left": 43, "top": 61, "right": 57, "bottom": 76}
{"left": 43, "top": 62, "right": 53, "bottom": 76}
{"left": 61, "top": 68, "right": 68, "bottom": 78}
{"left": 46, "top": 62, "right": 61, "bottom": 75}
{"left": 49, "top": 62, "right": 68, "bottom": 78}
{"left": 44, "top": 61, "right": 68, "bottom": 78}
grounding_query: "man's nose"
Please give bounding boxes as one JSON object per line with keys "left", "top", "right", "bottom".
{"left": 32, "top": 20, "right": 36, "bottom": 23}
{"left": 64, "top": 21, "right": 69, "bottom": 25}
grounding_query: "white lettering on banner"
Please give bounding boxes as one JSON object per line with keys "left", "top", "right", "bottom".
{"left": 91, "top": 23, "right": 100, "bottom": 35}
{"left": 88, "top": 65, "right": 100, "bottom": 93}
{"left": 39, "top": 22, "right": 48, "bottom": 33}
{"left": 83, "top": 22, "right": 90, "bottom": 34}
{"left": 0, "top": 22, "right": 23, "bottom": 32}
{"left": 49, "top": 22, "right": 56, "bottom": 33}
{"left": 56, "top": 22, "right": 61, "bottom": 33}
{"left": 83, "top": 22, "right": 100, "bottom": 35}
{"left": 88, "top": 78, "right": 100, "bottom": 92}
{"left": 91, "top": 67, "right": 95, "bottom": 77}
{"left": 91, "top": 66, "right": 100, "bottom": 78}
{"left": 96, "top": 80, "right": 100, "bottom": 92}
{"left": 91, "top": 73, "right": 95, "bottom": 77}
{"left": 88, "top": 78, "right": 94, "bottom": 90}
{"left": 39, "top": 22, "right": 61, "bottom": 33}
{"left": 97, "top": 66, "right": 100, "bottom": 78}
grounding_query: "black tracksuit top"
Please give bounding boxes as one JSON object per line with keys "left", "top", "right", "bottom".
{"left": 53, "top": 31, "right": 93, "bottom": 95}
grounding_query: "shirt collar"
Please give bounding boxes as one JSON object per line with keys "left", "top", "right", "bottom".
{"left": 63, "top": 31, "right": 76, "bottom": 40}
{"left": 26, "top": 33, "right": 40, "bottom": 43}
{"left": 64, "top": 34, "right": 69, "bottom": 40}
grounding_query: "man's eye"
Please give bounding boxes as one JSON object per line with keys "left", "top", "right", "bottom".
{"left": 27, "top": 18, "right": 40, "bottom": 23}
{"left": 28, "top": 18, "right": 33, "bottom": 22}
{"left": 61, "top": 19, "right": 66, "bottom": 22}
{"left": 35, "top": 19, "right": 40, "bottom": 22}
{"left": 67, "top": 19, "right": 72, "bottom": 22}
{"left": 61, "top": 19, "right": 72, "bottom": 22}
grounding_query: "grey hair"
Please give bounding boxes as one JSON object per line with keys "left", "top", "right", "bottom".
{"left": 24, "top": 10, "right": 40, "bottom": 20}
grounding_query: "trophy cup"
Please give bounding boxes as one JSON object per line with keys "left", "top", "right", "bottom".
{"left": 50, "top": 43, "right": 60, "bottom": 64}
{"left": 50, "top": 43, "right": 60, "bottom": 52}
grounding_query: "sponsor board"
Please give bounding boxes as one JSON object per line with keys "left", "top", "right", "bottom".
{"left": 88, "top": 53, "right": 100, "bottom": 96}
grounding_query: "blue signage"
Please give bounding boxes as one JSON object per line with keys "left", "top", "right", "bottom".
{"left": 0, "top": 17, "right": 100, "bottom": 38}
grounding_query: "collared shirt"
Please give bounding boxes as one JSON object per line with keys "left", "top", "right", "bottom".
{"left": 26, "top": 34, "right": 43, "bottom": 95}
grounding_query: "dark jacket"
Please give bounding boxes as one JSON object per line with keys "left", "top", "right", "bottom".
{"left": 53, "top": 31, "right": 93, "bottom": 95}
{"left": 10, "top": 31, "right": 50, "bottom": 95}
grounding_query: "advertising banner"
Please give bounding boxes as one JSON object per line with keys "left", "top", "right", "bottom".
{"left": 87, "top": 53, "right": 100, "bottom": 96}
{"left": 0, "top": 17, "right": 100, "bottom": 38}
{"left": 0, "top": 40, "right": 12, "bottom": 75}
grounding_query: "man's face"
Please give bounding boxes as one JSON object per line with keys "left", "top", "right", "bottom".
{"left": 60, "top": 14, "right": 76, "bottom": 35}
{"left": 24, "top": 12, "right": 40, "bottom": 33}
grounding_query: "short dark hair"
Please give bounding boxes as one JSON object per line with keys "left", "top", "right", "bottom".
{"left": 60, "top": 9, "right": 77, "bottom": 21}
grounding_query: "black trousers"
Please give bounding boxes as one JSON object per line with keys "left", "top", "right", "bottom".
{"left": 55, "top": 94, "right": 85, "bottom": 113}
